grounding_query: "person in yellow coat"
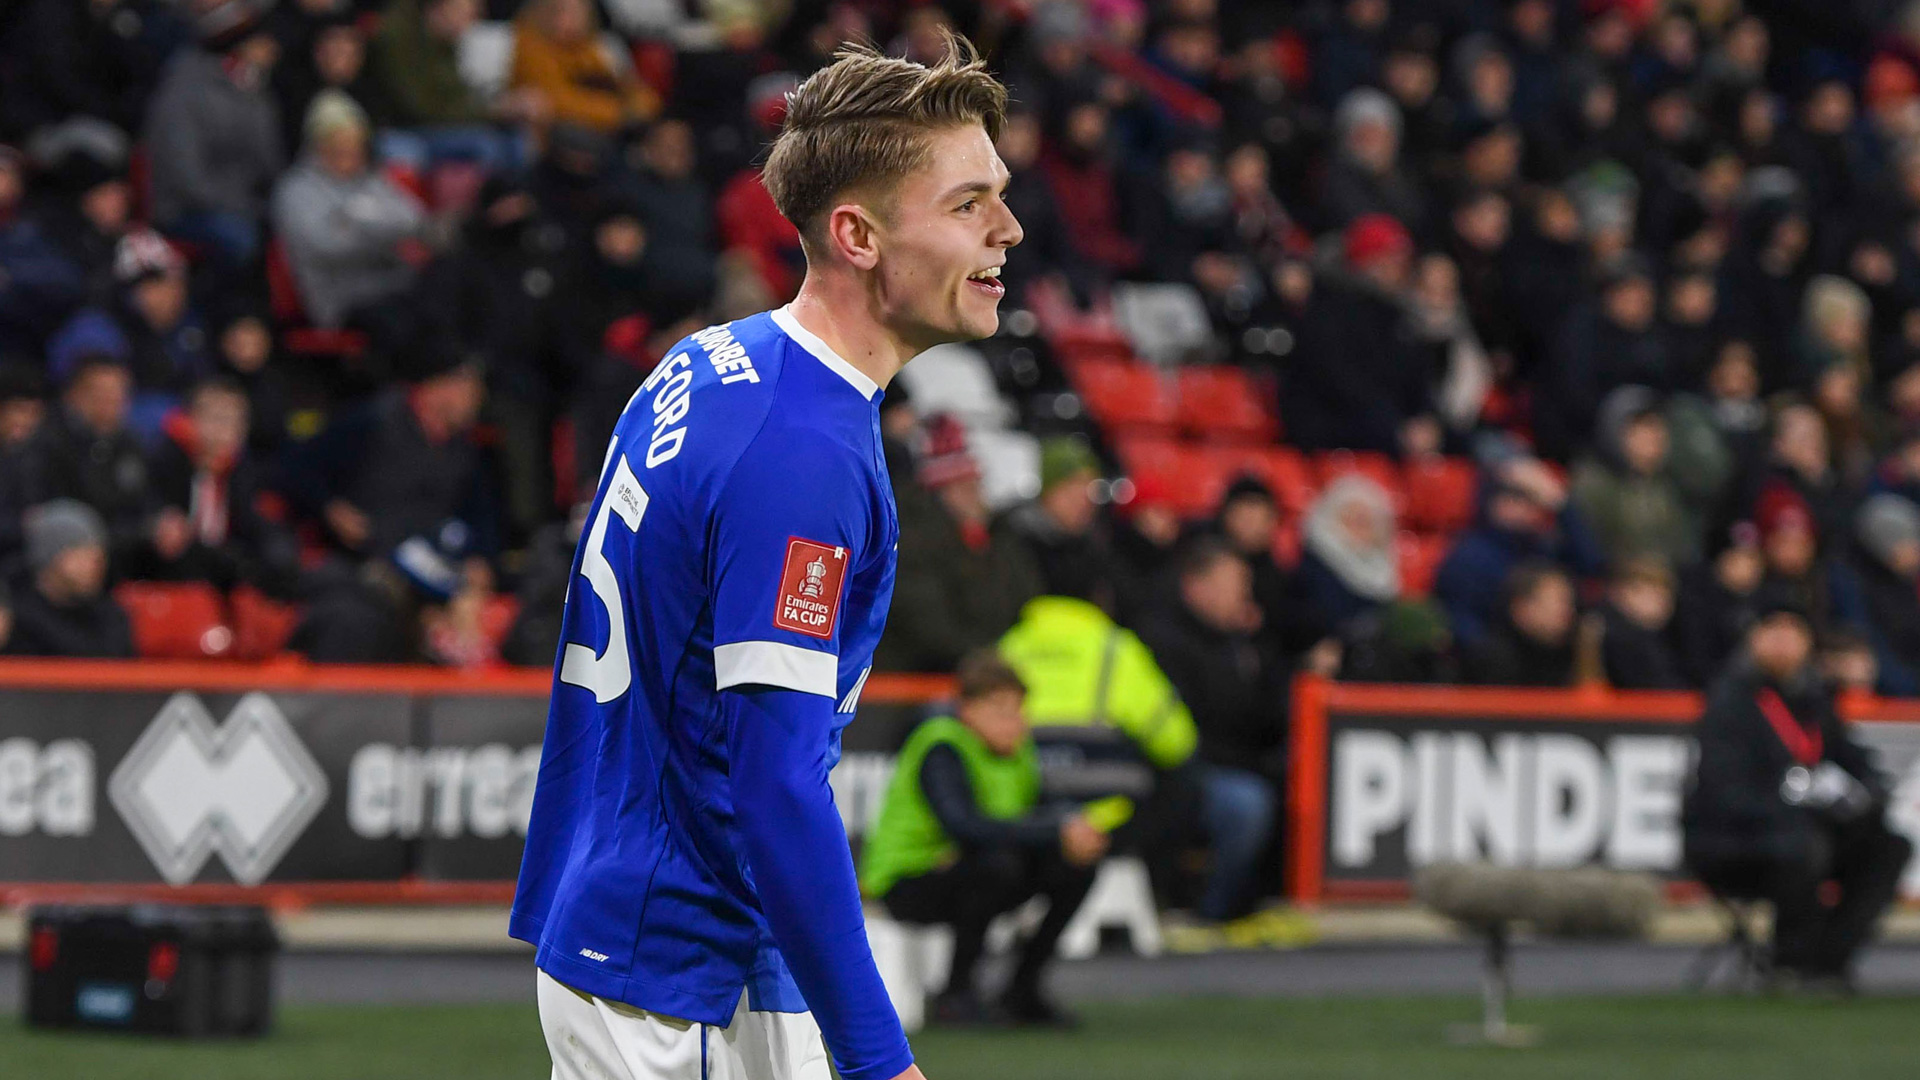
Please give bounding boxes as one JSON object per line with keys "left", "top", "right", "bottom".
{"left": 997, "top": 569, "right": 1199, "bottom": 912}
{"left": 509, "top": 0, "right": 660, "bottom": 135}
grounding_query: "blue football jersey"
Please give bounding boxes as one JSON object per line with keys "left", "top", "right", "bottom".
{"left": 510, "top": 306, "right": 899, "bottom": 1026}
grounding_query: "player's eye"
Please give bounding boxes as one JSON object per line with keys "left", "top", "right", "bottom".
{"left": 957, "top": 198, "right": 978, "bottom": 213}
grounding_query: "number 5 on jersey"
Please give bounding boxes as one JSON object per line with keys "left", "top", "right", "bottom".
{"left": 562, "top": 454, "right": 648, "bottom": 703}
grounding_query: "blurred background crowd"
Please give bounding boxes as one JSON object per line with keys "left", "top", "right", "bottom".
{"left": 5, "top": 0, "right": 1920, "bottom": 713}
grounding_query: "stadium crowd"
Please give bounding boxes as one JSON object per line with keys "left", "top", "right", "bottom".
{"left": 2, "top": 0, "right": 1920, "bottom": 706}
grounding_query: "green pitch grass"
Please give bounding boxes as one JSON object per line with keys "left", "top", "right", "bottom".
{"left": 8, "top": 994, "right": 1920, "bottom": 1079}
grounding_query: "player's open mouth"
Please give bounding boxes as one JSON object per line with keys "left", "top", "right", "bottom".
{"left": 966, "top": 265, "right": 1005, "bottom": 298}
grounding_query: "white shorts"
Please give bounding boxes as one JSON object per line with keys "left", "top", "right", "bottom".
{"left": 537, "top": 969, "right": 833, "bottom": 1080}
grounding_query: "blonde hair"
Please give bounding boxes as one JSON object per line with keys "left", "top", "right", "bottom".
{"left": 762, "top": 32, "right": 1007, "bottom": 244}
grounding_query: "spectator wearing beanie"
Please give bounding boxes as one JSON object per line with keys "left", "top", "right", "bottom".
{"left": 271, "top": 90, "right": 427, "bottom": 333}
{"left": 105, "top": 229, "right": 213, "bottom": 432}
{"left": 1322, "top": 88, "right": 1426, "bottom": 234}
{"left": 1009, "top": 437, "right": 1113, "bottom": 602}
{"left": 7, "top": 499, "right": 133, "bottom": 658}
{"left": 144, "top": 0, "right": 286, "bottom": 268}
{"left": 1850, "top": 493, "right": 1920, "bottom": 695}
{"left": 1749, "top": 482, "right": 1869, "bottom": 648}
{"left": 1281, "top": 213, "right": 1438, "bottom": 456}
{"left": 877, "top": 414, "right": 1043, "bottom": 672}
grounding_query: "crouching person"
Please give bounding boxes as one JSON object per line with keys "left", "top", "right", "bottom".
{"left": 1683, "top": 601, "right": 1914, "bottom": 992}
{"left": 860, "top": 650, "right": 1108, "bottom": 1028}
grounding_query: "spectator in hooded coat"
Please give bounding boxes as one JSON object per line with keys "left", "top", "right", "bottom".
{"left": 1570, "top": 385, "right": 1704, "bottom": 569}
{"left": 1296, "top": 475, "right": 1402, "bottom": 632}
{"left": 1434, "top": 452, "right": 1604, "bottom": 648}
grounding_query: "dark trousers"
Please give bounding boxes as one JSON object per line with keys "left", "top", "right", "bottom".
{"left": 1689, "top": 814, "right": 1914, "bottom": 977}
{"left": 882, "top": 844, "right": 1096, "bottom": 999}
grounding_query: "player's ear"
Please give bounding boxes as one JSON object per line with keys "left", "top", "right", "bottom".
{"left": 823, "top": 202, "right": 881, "bottom": 271}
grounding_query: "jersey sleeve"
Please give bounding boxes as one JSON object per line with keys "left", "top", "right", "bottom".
{"left": 709, "top": 426, "right": 868, "bottom": 697}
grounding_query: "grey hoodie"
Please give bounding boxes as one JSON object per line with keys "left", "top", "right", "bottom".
{"left": 270, "top": 160, "right": 425, "bottom": 327}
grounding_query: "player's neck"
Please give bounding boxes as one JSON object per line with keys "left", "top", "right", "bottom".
{"left": 784, "top": 284, "right": 915, "bottom": 391}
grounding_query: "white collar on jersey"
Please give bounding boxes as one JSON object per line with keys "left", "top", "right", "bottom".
{"left": 770, "top": 305, "right": 880, "bottom": 401}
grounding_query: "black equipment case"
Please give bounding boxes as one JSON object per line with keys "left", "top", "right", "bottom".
{"left": 23, "top": 904, "right": 278, "bottom": 1036}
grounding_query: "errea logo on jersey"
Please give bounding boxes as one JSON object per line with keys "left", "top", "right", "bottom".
{"left": 775, "top": 538, "right": 847, "bottom": 639}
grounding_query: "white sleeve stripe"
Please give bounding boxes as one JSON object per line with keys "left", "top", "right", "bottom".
{"left": 714, "top": 641, "right": 839, "bottom": 697}
{"left": 836, "top": 666, "right": 872, "bottom": 713}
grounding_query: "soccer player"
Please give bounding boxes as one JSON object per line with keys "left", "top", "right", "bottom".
{"left": 510, "top": 35, "right": 1019, "bottom": 1080}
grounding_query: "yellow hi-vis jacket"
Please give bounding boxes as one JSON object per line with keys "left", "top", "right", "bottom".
{"left": 996, "top": 596, "right": 1198, "bottom": 769}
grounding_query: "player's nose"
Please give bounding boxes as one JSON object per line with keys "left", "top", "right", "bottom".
{"left": 992, "top": 198, "right": 1024, "bottom": 249}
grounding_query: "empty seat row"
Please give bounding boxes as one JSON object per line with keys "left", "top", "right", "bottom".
{"left": 1111, "top": 439, "right": 1480, "bottom": 536}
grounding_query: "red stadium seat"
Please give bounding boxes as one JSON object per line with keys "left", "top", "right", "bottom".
{"left": 1257, "top": 446, "right": 1318, "bottom": 519}
{"left": 1113, "top": 436, "right": 1228, "bottom": 518}
{"left": 265, "top": 240, "right": 368, "bottom": 359}
{"left": 231, "top": 585, "right": 302, "bottom": 661}
{"left": 114, "top": 582, "right": 234, "bottom": 659}
{"left": 1074, "top": 360, "right": 1179, "bottom": 435}
{"left": 1402, "top": 457, "right": 1480, "bottom": 535}
{"left": 1314, "top": 450, "right": 1405, "bottom": 513}
{"left": 1395, "top": 532, "right": 1450, "bottom": 598}
{"left": 1177, "top": 365, "right": 1277, "bottom": 443}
